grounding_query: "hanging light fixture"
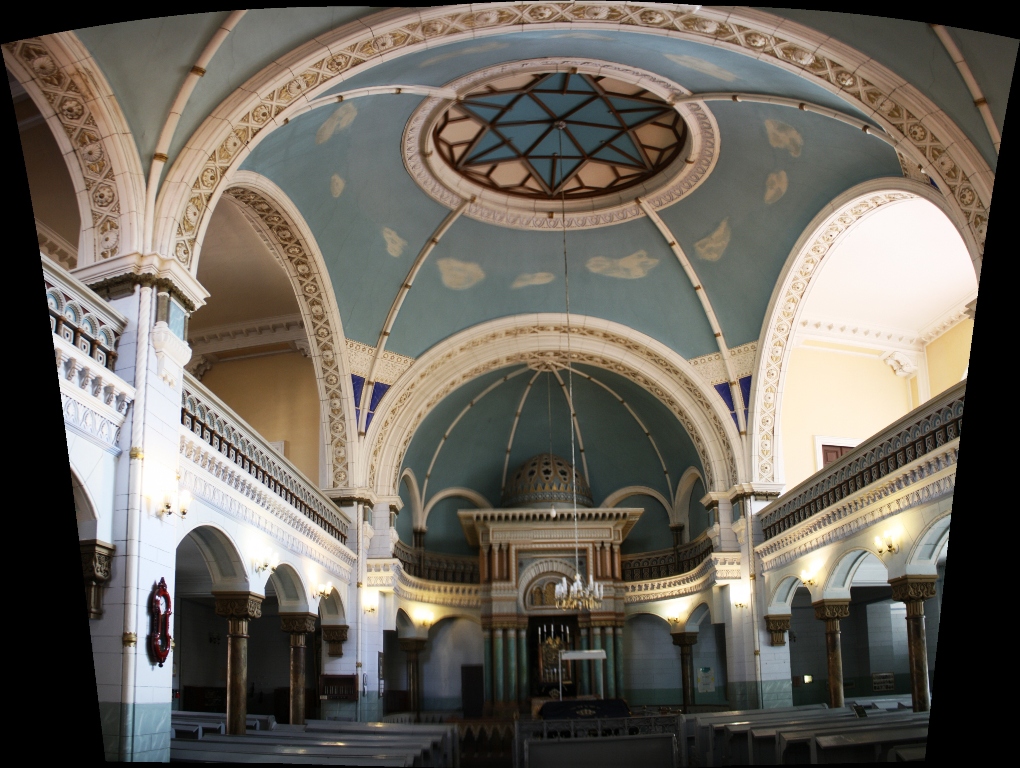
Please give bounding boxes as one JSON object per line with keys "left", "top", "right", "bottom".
{"left": 551, "top": 121, "right": 602, "bottom": 613}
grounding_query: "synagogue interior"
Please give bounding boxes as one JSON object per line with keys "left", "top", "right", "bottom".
{"left": 9, "top": 5, "right": 1007, "bottom": 764}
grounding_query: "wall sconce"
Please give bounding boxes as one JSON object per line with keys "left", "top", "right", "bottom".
{"left": 160, "top": 486, "right": 191, "bottom": 517}
{"left": 314, "top": 582, "right": 333, "bottom": 599}
{"left": 799, "top": 569, "right": 817, "bottom": 586}
{"left": 731, "top": 584, "right": 750, "bottom": 609}
{"left": 412, "top": 608, "right": 434, "bottom": 628}
{"left": 363, "top": 589, "right": 379, "bottom": 614}
{"left": 733, "top": 599, "right": 748, "bottom": 609}
{"left": 254, "top": 551, "right": 279, "bottom": 574}
{"left": 874, "top": 530, "right": 901, "bottom": 554}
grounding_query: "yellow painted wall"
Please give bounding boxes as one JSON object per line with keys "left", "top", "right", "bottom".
{"left": 201, "top": 353, "right": 321, "bottom": 482}
{"left": 780, "top": 345, "right": 912, "bottom": 489}
{"left": 925, "top": 319, "right": 974, "bottom": 397}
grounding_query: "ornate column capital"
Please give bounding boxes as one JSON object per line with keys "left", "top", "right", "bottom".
{"left": 671, "top": 631, "right": 699, "bottom": 648}
{"left": 813, "top": 600, "right": 850, "bottom": 630}
{"left": 889, "top": 575, "right": 937, "bottom": 604}
{"left": 80, "top": 540, "right": 116, "bottom": 619}
{"left": 322, "top": 624, "right": 349, "bottom": 657}
{"left": 213, "top": 591, "right": 263, "bottom": 620}
{"left": 280, "top": 612, "right": 318, "bottom": 634}
{"left": 765, "top": 614, "right": 792, "bottom": 646}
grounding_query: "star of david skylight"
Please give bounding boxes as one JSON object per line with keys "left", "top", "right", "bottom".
{"left": 433, "top": 72, "right": 689, "bottom": 200}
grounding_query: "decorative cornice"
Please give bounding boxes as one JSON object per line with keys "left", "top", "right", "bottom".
{"left": 188, "top": 314, "right": 307, "bottom": 356}
{"left": 55, "top": 335, "right": 134, "bottom": 451}
{"left": 394, "top": 563, "right": 481, "bottom": 609}
{"left": 345, "top": 339, "right": 415, "bottom": 385}
{"left": 74, "top": 252, "right": 209, "bottom": 313}
{"left": 795, "top": 317, "right": 921, "bottom": 352}
{"left": 37, "top": 219, "right": 78, "bottom": 270}
{"left": 214, "top": 591, "right": 264, "bottom": 620}
{"left": 756, "top": 442, "right": 957, "bottom": 572}
{"left": 624, "top": 552, "right": 741, "bottom": 603}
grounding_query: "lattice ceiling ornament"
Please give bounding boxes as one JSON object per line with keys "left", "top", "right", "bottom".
{"left": 434, "top": 71, "right": 688, "bottom": 200}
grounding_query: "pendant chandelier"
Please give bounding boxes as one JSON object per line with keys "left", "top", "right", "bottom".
{"left": 551, "top": 120, "right": 603, "bottom": 613}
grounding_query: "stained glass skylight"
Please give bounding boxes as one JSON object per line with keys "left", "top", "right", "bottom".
{"left": 432, "top": 72, "right": 689, "bottom": 200}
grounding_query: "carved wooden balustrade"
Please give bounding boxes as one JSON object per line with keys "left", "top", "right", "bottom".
{"left": 44, "top": 254, "right": 125, "bottom": 371}
{"left": 621, "top": 532, "right": 714, "bottom": 581}
{"left": 181, "top": 374, "right": 350, "bottom": 543}
{"left": 394, "top": 539, "right": 479, "bottom": 584}
{"left": 760, "top": 380, "right": 965, "bottom": 541}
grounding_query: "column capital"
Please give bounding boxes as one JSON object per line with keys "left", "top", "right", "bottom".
{"left": 80, "top": 539, "right": 116, "bottom": 619}
{"left": 213, "top": 591, "right": 263, "bottom": 620}
{"left": 813, "top": 600, "right": 850, "bottom": 622}
{"left": 73, "top": 252, "right": 209, "bottom": 312}
{"left": 671, "top": 631, "right": 699, "bottom": 648}
{"left": 280, "top": 612, "right": 318, "bottom": 634}
{"left": 889, "top": 575, "right": 937, "bottom": 604}
{"left": 764, "top": 614, "right": 791, "bottom": 646}
{"left": 322, "top": 624, "right": 349, "bottom": 656}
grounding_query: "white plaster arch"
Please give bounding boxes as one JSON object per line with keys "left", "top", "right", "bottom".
{"left": 401, "top": 468, "right": 424, "bottom": 531}
{"left": 517, "top": 557, "right": 577, "bottom": 614}
{"left": 4, "top": 32, "right": 145, "bottom": 265}
{"left": 908, "top": 512, "right": 951, "bottom": 572}
{"left": 684, "top": 601, "right": 713, "bottom": 633}
{"left": 268, "top": 562, "right": 312, "bottom": 613}
{"left": 824, "top": 548, "right": 887, "bottom": 601}
{"left": 156, "top": 5, "right": 991, "bottom": 280}
{"left": 749, "top": 177, "right": 979, "bottom": 485}
{"left": 673, "top": 467, "right": 707, "bottom": 537}
{"left": 366, "top": 314, "right": 742, "bottom": 496}
{"left": 319, "top": 585, "right": 346, "bottom": 624}
{"left": 220, "top": 171, "right": 357, "bottom": 489}
{"left": 601, "top": 485, "right": 672, "bottom": 517}
{"left": 177, "top": 522, "right": 251, "bottom": 593}
{"left": 422, "top": 487, "right": 491, "bottom": 529}
{"left": 767, "top": 574, "right": 803, "bottom": 615}
{"left": 71, "top": 462, "right": 99, "bottom": 540}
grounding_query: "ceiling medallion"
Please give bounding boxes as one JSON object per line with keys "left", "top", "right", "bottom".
{"left": 403, "top": 59, "right": 719, "bottom": 231}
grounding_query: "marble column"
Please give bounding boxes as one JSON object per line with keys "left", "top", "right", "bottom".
{"left": 399, "top": 638, "right": 427, "bottom": 722}
{"left": 813, "top": 600, "right": 850, "bottom": 709}
{"left": 672, "top": 632, "right": 698, "bottom": 711}
{"left": 482, "top": 628, "right": 493, "bottom": 707}
{"left": 604, "top": 627, "right": 616, "bottom": 698}
{"left": 518, "top": 627, "right": 528, "bottom": 703}
{"left": 507, "top": 628, "right": 518, "bottom": 703}
{"left": 280, "top": 613, "right": 317, "bottom": 725}
{"left": 214, "top": 592, "right": 263, "bottom": 735}
{"left": 579, "top": 626, "right": 590, "bottom": 695}
{"left": 890, "top": 576, "right": 938, "bottom": 712}
{"left": 494, "top": 628, "right": 505, "bottom": 703}
{"left": 614, "top": 626, "right": 624, "bottom": 699}
{"left": 592, "top": 627, "right": 604, "bottom": 698}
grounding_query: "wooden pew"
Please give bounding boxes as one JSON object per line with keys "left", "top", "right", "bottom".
{"left": 775, "top": 714, "right": 929, "bottom": 764}
{"left": 203, "top": 731, "right": 439, "bottom": 767}
{"left": 696, "top": 706, "right": 838, "bottom": 767}
{"left": 683, "top": 704, "right": 827, "bottom": 767}
{"left": 306, "top": 719, "right": 459, "bottom": 768}
{"left": 169, "top": 737, "right": 420, "bottom": 765}
{"left": 744, "top": 710, "right": 925, "bottom": 765}
{"left": 887, "top": 745, "right": 926, "bottom": 762}
{"left": 524, "top": 732, "right": 677, "bottom": 768}
{"left": 172, "top": 710, "right": 274, "bottom": 731}
{"left": 171, "top": 719, "right": 224, "bottom": 739}
{"left": 813, "top": 724, "right": 928, "bottom": 764}
{"left": 722, "top": 709, "right": 867, "bottom": 765}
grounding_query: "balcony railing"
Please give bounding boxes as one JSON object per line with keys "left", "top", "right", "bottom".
{"left": 760, "top": 380, "right": 965, "bottom": 541}
{"left": 181, "top": 374, "right": 351, "bottom": 543}
{"left": 621, "top": 532, "right": 713, "bottom": 581}
{"left": 393, "top": 539, "right": 479, "bottom": 584}
{"left": 43, "top": 254, "right": 126, "bottom": 371}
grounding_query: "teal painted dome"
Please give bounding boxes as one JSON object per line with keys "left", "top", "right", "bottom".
{"left": 501, "top": 453, "right": 593, "bottom": 508}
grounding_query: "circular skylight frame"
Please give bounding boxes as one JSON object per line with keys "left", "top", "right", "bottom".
{"left": 403, "top": 59, "right": 720, "bottom": 231}
{"left": 433, "top": 71, "right": 690, "bottom": 201}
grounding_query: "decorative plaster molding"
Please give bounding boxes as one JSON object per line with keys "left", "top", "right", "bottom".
{"left": 55, "top": 334, "right": 134, "bottom": 450}
{"left": 756, "top": 440, "right": 958, "bottom": 572}
{"left": 881, "top": 350, "right": 918, "bottom": 377}
{"left": 37, "top": 219, "right": 77, "bottom": 270}
{"left": 688, "top": 342, "right": 757, "bottom": 386}
{"left": 189, "top": 314, "right": 307, "bottom": 356}
{"left": 796, "top": 317, "right": 921, "bottom": 352}
{"left": 151, "top": 321, "right": 192, "bottom": 388}
{"left": 345, "top": 339, "right": 415, "bottom": 385}
{"left": 919, "top": 301, "right": 974, "bottom": 345}
{"left": 623, "top": 552, "right": 741, "bottom": 603}
{"left": 394, "top": 563, "right": 481, "bottom": 609}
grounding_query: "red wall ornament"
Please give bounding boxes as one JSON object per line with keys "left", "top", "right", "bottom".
{"left": 150, "top": 577, "right": 173, "bottom": 667}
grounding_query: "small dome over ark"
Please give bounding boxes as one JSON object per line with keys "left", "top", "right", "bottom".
{"left": 501, "top": 453, "right": 593, "bottom": 509}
